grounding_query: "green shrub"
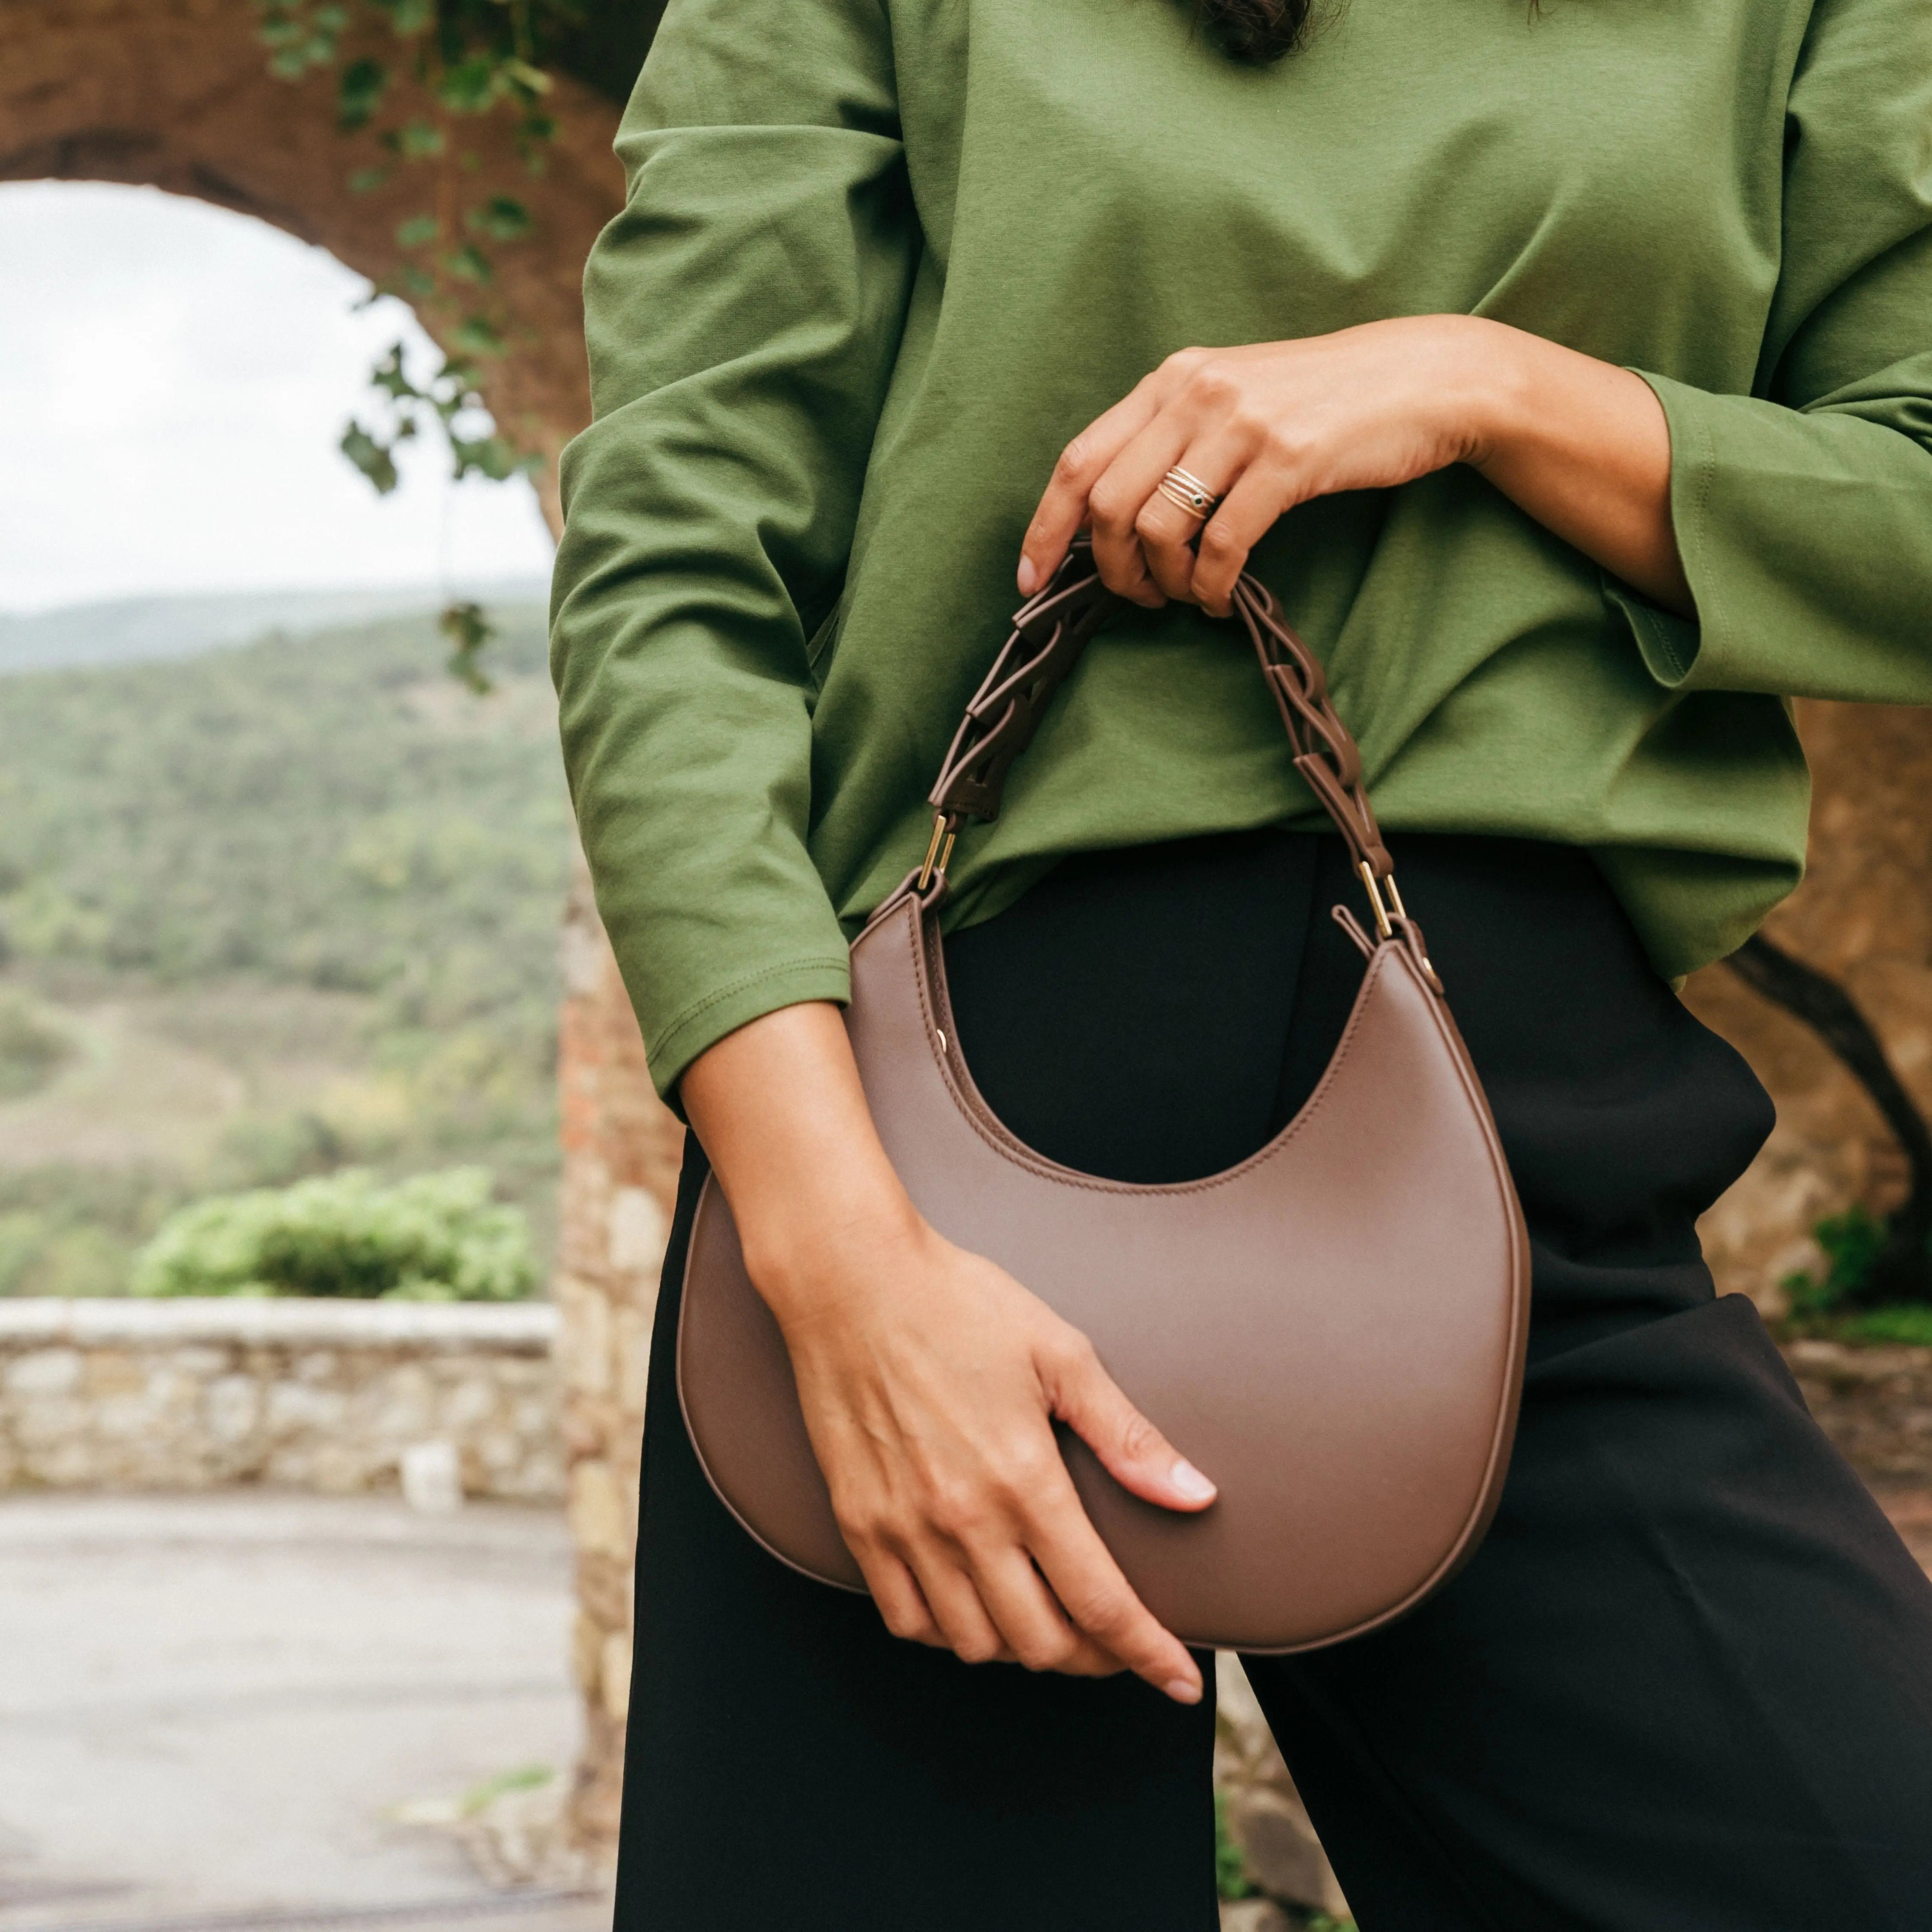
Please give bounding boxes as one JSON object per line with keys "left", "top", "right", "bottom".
{"left": 1782, "top": 1206, "right": 1890, "bottom": 1320}
{"left": 132, "top": 1166, "right": 534, "bottom": 1301}
{"left": 1214, "top": 1790, "right": 1253, "bottom": 1900}
{"left": 1844, "top": 1303, "right": 1932, "bottom": 1348}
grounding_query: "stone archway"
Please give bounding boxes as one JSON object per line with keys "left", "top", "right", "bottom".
{"left": 3, "top": 0, "right": 636, "bottom": 527}
{"left": 3, "top": 0, "right": 683, "bottom": 1860}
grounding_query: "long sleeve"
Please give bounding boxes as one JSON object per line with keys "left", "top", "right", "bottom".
{"left": 549, "top": 0, "right": 917, "bottom": 1101}
{"left": 1622, "top": 0, "right": 1932, "bottom": 701}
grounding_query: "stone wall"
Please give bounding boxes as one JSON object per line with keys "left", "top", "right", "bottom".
{"left": 554, "top": 855, "right": 686, "bottom": 1855}
{"left": 0, "top": 1298, "right": 561, "bottom": 1498}
{"left": 1687, "top": 701, "right": 1932, "bottom": 1312}
{"left": 1785, "top": 1338, "right": 1932, "bottom": 1488}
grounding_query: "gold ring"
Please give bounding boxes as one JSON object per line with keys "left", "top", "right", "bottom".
{"left": 1156, "top": 464, "right": 1219, "bottom": 519}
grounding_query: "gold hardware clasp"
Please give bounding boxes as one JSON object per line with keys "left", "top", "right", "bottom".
{"left": 916, "top": 812, "right": 957, "bottom": 893}
{"left": 1359, "top": 860, "right": 1395, "bottom": 941}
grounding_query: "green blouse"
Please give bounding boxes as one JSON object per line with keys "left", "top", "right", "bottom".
{"left": 551, "top": 0, "right": 1932, "bottom": 1100}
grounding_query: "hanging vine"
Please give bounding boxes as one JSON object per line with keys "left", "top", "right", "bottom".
{"left": 253, "top": 0, "right": 579, "bottom": 680}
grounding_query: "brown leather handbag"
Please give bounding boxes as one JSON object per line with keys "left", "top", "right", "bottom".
{"left": 677, "top": 542, "right": 1531, "bottom": 1654}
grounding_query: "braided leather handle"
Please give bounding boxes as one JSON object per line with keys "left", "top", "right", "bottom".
{"left": 923, "top": 539, "right": 1395, "bottom": 899}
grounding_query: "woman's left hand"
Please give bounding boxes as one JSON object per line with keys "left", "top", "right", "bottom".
{"left": 1019, "top": 313, "right": 1694, "bottom": 618}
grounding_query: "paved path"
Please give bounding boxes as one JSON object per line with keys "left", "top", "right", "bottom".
{"left": 0, "top": 1494, "right": 604, "bottom": 1932}
{"left": 1, "top": 1484, "right": 1925, "bottom": 1932}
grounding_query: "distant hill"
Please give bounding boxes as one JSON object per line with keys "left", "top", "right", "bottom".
{"left": 0, "top": 577, "right": 553, "bottom": 676}
{"left": 0, "top": 604, "right": 570, "bottom": 1294}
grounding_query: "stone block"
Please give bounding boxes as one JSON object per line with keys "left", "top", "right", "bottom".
{"left": 569, "top": 1459, "right": 630, "bottom": 1559}
{"left": 206, "top": 1374, "right": 261, "bottom": 1444}
{"left": 84, "top": 1350, "right": 146, "bottom": 1397}
{"left": 600, "top": 1630, "right": 632, "bottom": 1722}
{"left": 607, "top": 1186, "right": 666, "bottom": 1277}
{"left": 168, "top": 1346, "right": 230, "bottom": 1377}
{"left": 1223, "top": 1786, "right": 1349, "bottom": 1917}
{"left": 311, "top": 1441, "right": 376, "bottom": 1493}
{"left": 95, "top": 1392, "right": 165, "bottom": 1440}
{"left": 266, "top": 1379, "right": 348, "bottom": 1434}
{"left": 16, "top": 1395, "right": 89, "bottom": 1447}
{"left": 440, "top": 1375, "right": 499, "bottom": 1431}
{"left": 144, "top": 1366, "right": 202, "bottom": 1411}
{"left": 25, "top": 1437, "right": 97, "bottom": 1485}
{"left": 555, "top": 1276, "right": 613, "bottom": 1397}
{"left": 614, "top": 1306, "right": 652, "bottom": 1418}
{"left": 572, "top": 1609, "right": 604, "bottom": 1697}
{"left": 372, "top": 1364, "right": 434, "bottom": 1440}
{"left": 1219, "top": 1902, "right": 1293, "bottom": 1932}
{"left": 5, "top": 1348, "right": 83, "bottom": 1397}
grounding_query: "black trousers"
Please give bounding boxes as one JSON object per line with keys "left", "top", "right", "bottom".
{"left": 615, "top": 833, "right": 1932, "bottom": 1931}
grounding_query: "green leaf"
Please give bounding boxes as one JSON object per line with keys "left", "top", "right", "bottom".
{"left": 348, "top": 165, "right": 392, "bottom": 195}
{"left": 370, "top": 343, "right": 417, "bottom": 400}
{"left": 444, "top": 243, "right": 493, "bottom": 285}
{"left": 340, "top": 422, "right": 400, "bottom": 496}
{"left": 450, "top": 314, "right": 507, "bottom": 358}
{"left": 468, "top": 194, "right": 531, "bottom": 241}
{"left": 1213, "top": 1793, "right": 1252, "bottom": 1900}
{"left": 374, "top": 0, "right": 436, "bottom": 32}
{"left": 394, "top": 119, "right": 445, "bottom": 158}
{"left": 437, "top": 55, "right": 502, "bottom": 113}
{"left": 395, "top": 213, "right": 441, "bottom": 249}
{"left": 399, "top": 265, "right": 437, "bottom": 299}
{"left": 438, "top": 602, "right": 496, "bottom": 695}
{"left": 336, "top": 57, "right": 388, "bottom": 129}
{"left": 449, "top": 434, "right": 522, "bottom": 483}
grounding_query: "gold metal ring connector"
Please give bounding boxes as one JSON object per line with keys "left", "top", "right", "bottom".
{"left": 916, "top": 811, "right": 957, "bottom": 892}
{"left": 1360, "top": 860, "right": 1398, "bottom": 940}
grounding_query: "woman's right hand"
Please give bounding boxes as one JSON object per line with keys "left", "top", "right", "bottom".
{"left": 681, "top": 1000, "right": 1214, "bottom": 1703}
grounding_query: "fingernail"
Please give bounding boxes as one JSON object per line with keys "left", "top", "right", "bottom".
{"left": 1164, "top": 1675, "right": 1202, "bottom": 1704}
{"left": 1017, "top": 556, "right": 1039, "bottom": 595}
{"left": 1170, "top": 1458, "right": 1216, "bottom": 1503}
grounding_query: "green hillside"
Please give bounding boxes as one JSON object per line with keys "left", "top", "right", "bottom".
{"left": 0, "top": 604, "right": 571, "bottom": 1295}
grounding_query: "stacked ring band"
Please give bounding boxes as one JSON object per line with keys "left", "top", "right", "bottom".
{"left": 1156, "top": 464, "right": 1220, "bottom": 518}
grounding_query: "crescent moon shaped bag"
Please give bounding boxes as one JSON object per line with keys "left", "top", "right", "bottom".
{"left": 675, "top": 541, "right": 1531, "bottom": 1654}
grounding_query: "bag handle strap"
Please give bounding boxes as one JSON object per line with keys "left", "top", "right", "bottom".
{"left": 917, "top": 538, "right": 1406, "bottom": 937}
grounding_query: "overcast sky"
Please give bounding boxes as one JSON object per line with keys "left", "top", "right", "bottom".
{"left": 0, "top": 181, "right": 556, "bottom": 615}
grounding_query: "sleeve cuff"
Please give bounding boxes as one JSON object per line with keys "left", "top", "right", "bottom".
{"left": 1602, "top": 574, "right": 1703, "bottom": 689}
{"left": 642, "top": 955, "right": 853, "bottom": 1111}
{"left": 1621, "top": 368, "right": 1724, "bottom": 690}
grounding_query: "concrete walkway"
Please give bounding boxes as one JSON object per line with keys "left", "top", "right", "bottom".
{"left": 0, "top": 1494, "right": 604, "bottom": 1932}
{"left": 3, "top": 1484, "right": 1926, "bottom": 1932}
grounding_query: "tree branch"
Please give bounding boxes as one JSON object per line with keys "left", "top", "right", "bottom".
{"left": 1725, "top": 934, "right": 1932, "bottom": 1304}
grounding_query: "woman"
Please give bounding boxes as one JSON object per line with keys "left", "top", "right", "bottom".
{"left": 550, "top": 0, "right": 1932, "bottom": 1919}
